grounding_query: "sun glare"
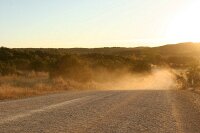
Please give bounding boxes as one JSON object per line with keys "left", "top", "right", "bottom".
{"left": 166, "top": 1, "right": 200, "bottom": 43}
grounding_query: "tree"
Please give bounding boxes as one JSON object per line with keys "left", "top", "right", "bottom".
{"left": 186, "top": 63, "right": 200, "bottom": 88}
{"left": 133, "top": 60, "right": 151, "bottom": 72}
{"left": 50, "top": 55, "right": 92, "bottom": 82}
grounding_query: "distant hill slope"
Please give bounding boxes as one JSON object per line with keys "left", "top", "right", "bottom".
{"left": 10, "top": 42, "right": 200, "bottom": 57}
{"left": 153, "top": 42, "right": 200, "bottom": 57}
{"left": 62, "top": 42, "right": 200, "bottom": 57}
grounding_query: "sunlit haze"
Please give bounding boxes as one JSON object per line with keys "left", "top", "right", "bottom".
{"left": 0, "top": 0, "right": 199, "bottom": 48}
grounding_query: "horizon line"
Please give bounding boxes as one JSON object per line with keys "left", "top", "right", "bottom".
{"left": 1, "top": 42, "right": 199, "bottom": 49}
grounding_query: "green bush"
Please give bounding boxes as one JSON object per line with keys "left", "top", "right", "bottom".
{"left": 0, "top": 62, "right": 16, "bottom": 76}
{"left": 133, "top": 60, "right": 151, "bottom": 72}
{"left": 186, "top": 63, "right": 200, "bottom": 88}
{"left": 50, "top": 55, "right": 92, "bottom": 82}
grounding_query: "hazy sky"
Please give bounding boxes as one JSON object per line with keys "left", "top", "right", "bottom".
{"left": 0, "top": 0, "right": 199, "bottom": 48}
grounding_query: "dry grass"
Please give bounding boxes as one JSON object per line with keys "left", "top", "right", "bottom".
{"left": 0, "top": 68, "right": 178, "bottom": 100}
{"left": 0, "top": 72, "right": 99, "bottom": 100}
{"left": 0, "top": 72, "right": 70, "bottom": 100}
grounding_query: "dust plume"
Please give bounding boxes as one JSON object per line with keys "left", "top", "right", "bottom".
{"left": 100, "top": 68, "right": 177, "bottom": 90}
{"left": 57, "top": 68, "right": 177, "bottom": 90}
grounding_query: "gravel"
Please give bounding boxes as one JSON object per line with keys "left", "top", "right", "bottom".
{"left": 0, "top": 90, "right": 200, "bottom": 133}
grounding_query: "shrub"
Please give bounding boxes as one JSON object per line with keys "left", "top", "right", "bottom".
{"left": 0, "top": 62, "right": 16, "bottom": 76}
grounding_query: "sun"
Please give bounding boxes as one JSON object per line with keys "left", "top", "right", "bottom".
{"left": 166, "top": 1, "right": 200, "bottom": 43}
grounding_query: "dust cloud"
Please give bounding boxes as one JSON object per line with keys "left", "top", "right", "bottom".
{"left": 60, "top": 68, "right": 177, "bottom": 90}
{"left": 91, "top": 68, "right": 177, "bottom": 90}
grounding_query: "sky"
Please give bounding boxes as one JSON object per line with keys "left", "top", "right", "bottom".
{"left": 0, "top": 0, "right": 199, "bottom": 48}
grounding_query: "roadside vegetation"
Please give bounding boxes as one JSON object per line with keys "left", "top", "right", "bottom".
{"left": 0, "top": 42, "right": 200, "bottom": 99}
{"left": 176, "top": 62, "right": 200, "bottom": 91}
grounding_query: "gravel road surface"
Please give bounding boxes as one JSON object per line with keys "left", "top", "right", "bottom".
{"left": 1, "top": 90, "right": 200, "bottom": 133}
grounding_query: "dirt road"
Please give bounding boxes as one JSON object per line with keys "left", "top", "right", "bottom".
{"left": 0, "top": 90, "right": 200, "bottom": 133}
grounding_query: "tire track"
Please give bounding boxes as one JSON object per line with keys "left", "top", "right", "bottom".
{"left": 0, "top": 96, "right": 93, "bottom": 125}
{"left": 167, "top": 91, "right": 184, "bottom": 133}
